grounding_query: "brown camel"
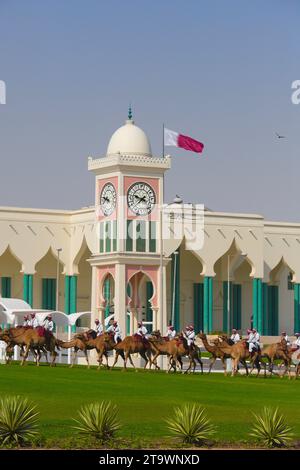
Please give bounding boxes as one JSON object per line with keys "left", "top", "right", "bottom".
{"left": 57, "top": 333, "right": 124, "bottom": 368}
{"left": 197, "top": 333, "right": 230, "bottom": 375}
{"left": 0, "top": 327, "right": 57, "bottom": 366}
{"left": 148, "top": 332, "right": 203, "bottom": 373}
{"left": 260, "top": 338, "right": 290, "bottom": 376}
{"left": 111, "top": 335, "right": 153, "bottom": 370}
{"left": 147, "top": 331, "right": 183, "bottom": 371}
{"left": 216, "top": 338, "right": 262, "bottom": 376}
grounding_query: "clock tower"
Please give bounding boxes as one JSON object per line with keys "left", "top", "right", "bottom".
{"left": 88, "top": 111, "right": 171, "bottom": 347}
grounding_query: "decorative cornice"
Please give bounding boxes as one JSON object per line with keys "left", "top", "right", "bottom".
{"left": 88, "top": 154, "right": 171, "bottom": 172}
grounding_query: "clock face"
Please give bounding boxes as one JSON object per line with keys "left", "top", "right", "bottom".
{"left": 127, "top": 182, "right": 156, "bottom": 216}
{"left": 100, "top": 183, "right": 117, "bottom": 216}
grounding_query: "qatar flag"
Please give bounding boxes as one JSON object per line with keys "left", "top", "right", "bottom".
{"left": 164, "top": 128, "right": 204, "bottom": 153}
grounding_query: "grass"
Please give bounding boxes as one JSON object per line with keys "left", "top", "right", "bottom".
{"left": 0, "top": 362, "right": 300, "bottom": 446}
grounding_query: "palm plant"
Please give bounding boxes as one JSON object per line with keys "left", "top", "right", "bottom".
{"left": 72, "top": 401, "right": 121, "bottom": 443}
{"left": 250, "top": 407, "right": 294, "bottom": 448}
{"left": 165, "top": 403, "right": 216, "bottom": 445}
{"left": 0, "top": 396, "right": 39, "bottom": 446}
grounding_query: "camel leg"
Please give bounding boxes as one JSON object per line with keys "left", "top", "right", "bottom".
{"left": 167, "top": 355, "right": 175, "bottom": 373}
{"left": 140, "top": 351, "right": 149, "bottom": 370}
{"left": 221, "top": 358, "right": 227, "bottom": 376}
{"left": 208, "top": 356, "right": 217, "bottom": 374}
{"left": 84, "top": 349, "right": 90, "bottom": 368}
{"left": 111, "top": 352, "right": 118, "bottom": 368}
{"left": 123, "top": 350, "right": 130, "bottom": 370}
{"left": 231, "top": 358, "right": 238, "bottom": 376}
{"left": 177, "top": 356, "right": 183, "bottom": 371}
{"left": 97, "top": 350, "right": 104, "bottom": 370}
{"left": 21, "top": 344, "right": 30, "bottom": 366}
{"left": 50, "top": 350, "right": 57, "bottom": 366}
{"left": 70, "top": 347, "right": 77, "bottom": 368}
{"left": 104, "top": 352, "right": 110, "bottom": 369}
{"left": 151, "top": 351, "right": 162, "bottom": 370}
{"left": 196, "top": 355, "right": 203, "bottom": 374}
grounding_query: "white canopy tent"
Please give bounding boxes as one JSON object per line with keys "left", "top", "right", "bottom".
{"left": 0, "top": 298, "right": 92, "bottom": 365}
{"left": 68, "top": 311, "right": 91, "bottom": 326}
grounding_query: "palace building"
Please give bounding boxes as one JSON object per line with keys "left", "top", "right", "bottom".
{"left": 1, "top": 114, "right": 300, "bottom": 338}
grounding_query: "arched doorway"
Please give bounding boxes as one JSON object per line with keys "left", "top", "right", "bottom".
{"left": 127, "top": 271, "right": 156, "bottom": 335}
{"left": 34, "top": 248, "right": 64, "bottom": 310}
{"left": 0, "top": 246, "right": 23, "bottom": 299}
{"left": 268, "top": 258, "right": 294, "bottom": 335}
{"left": 214, "top": 240, "right": 253, "bottom": 334}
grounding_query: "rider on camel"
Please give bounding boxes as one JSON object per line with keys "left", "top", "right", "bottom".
{"left": 293, "top": 332, "right": 300, "bottom": 349}
{"left": 28, "top": 313, "right": 39, "bottom": 328}
{"left": 281, "top": 331, "right": 290, "bottom": 346}
{"left": 136, "top": 321, "right": 148, "bottom": 337}
{"left": 94, "top": 319, "right": 103, "bottom": 336}
{"left": 247, "top": 328, "right": 260, "bottom": 355}
{"left": 43, "top": 314, "right": 54, "bottom": 332}
{"left": 23, "top": 315, "right": 30, "bottom": 327}
{"left": 166, "top": 325, "right": 176, "bottom": 340}
{"left": 183, "top": 324, "right": 195, "bottom": 352}
{"left": 230, "top": 328, "right": 240, "bottom": 344}
{"left": 106, "top": 320, "right": 122, "bottom": 343}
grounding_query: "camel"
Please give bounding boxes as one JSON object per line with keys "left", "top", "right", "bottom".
{"left": 260, "top": 338, "right": 290, "bottom": 376}
{"left": 0, "top": 327, "right": 57, "bottom": 366}
{"left": 111, "top": 335, "right": 154, "bottom": 370}
{"left": 57, "top": 332, "right": 124, "bottom": 368}
{"left": 216, "top": 337, "right": 263, "bottom": 376}
{"left": 148, "top": 331, "right": 203, "bottom": 373}
{"left": 197, "top": 333, "right": 231, "bottom": 375}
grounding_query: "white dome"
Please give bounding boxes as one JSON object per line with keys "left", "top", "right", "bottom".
{"left": 106, "top": 119, "right": 152, "bottom": 157}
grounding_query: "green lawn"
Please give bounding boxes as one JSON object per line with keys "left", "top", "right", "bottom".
{"left": 0, "top": 362, "right": 299, "bottom": 446}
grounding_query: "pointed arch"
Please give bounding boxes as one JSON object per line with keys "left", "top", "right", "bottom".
{"left": 269, "top": 256, "right": 295, "bottom": 283}
{"left": 72, "top": 236, "right": 91, "bottom": 274}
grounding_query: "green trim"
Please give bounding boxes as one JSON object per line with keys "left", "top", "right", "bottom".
{"left": 262, "top": 282, "right": 268, "bottom": 335}
{"left": 65, "top": 275, "right": 77, "bottom": 314}
{"left": 23, "top": 274, "right": 33, "bottom": 306}
{"left": 171, "top": 250, "right": 180, "bottom": 330}
{"left": 42, "top": 278, "right": 56, "bottom": 310}
{"left": 126, "top": 220, "right": 133, "bottom": 251}
{"left": 268, "top": 286, "right": 278, "bottom": 335}
{"left": 204, "top": 277, "right": 213, "bottom": 333}
{"left": 65, "top": 275, "right": 77, "bottom": 332}
{"left": 99, "top": 222, "right": 104, "bottom": 253}
{"left": 70, "top": 276, "right": 77, "bottom": 313}
{"left": 1, "top": 277, "right": 11, "bottom": 298}
{"left": 146, "top": 281, "right": 153, "bottom": 332}
{"left": 193, "top": 283, "right": 204, "bottom": 332}
{"left": 65, "top": 276, "right": 70, "bottom": 313}
{"left": 149, "top": 221, "right": 156, "bottom": 253}
{"left": 233, "top": 284, "right": 241, "bottom": 330}
{"left": 104, "top": 277, "right": 111, "bottom": 318}
{"left": 222, "top": 281, "right": 232, "bottom": 332}
{"left": 136, "top": 221, "right": 146, "bottom": 252}
{"left": 112, "top": 220, "right": 117, "bottom": 252}
{"left": 252, "top": 278, "right": 263, "bottom": 332}
{"left": 294, "top": 284, "right": 300, "bottom": 333}
{"left": 105, "top": 221, "right": 111, "bottom": 253}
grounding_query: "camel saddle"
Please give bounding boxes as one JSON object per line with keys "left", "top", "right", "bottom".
{"left": 36, "top": 326, "right": 53, "bottom": 338}
{"left": 133, "top": 333, "right": 151, "bottom": 349}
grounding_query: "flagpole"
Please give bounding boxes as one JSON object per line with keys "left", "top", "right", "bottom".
{"left": 159, "top": 123, "right": 165, "bottom": 351}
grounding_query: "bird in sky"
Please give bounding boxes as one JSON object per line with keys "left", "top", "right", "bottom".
{"left": 275, "top": 132, "right": 286, "bottom": 139}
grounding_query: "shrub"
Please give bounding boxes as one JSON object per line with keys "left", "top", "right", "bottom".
{"left": 0, "top": 396, "right": 39, "bottom": 447}
{"left": 165, "top": 403, "right": 216, "bottom": 445}
{"left": 72, "top": 401, "right": 121, "bottom": 443}
{"left": 249, "top": 407, "right": 294, "bottom": 448}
